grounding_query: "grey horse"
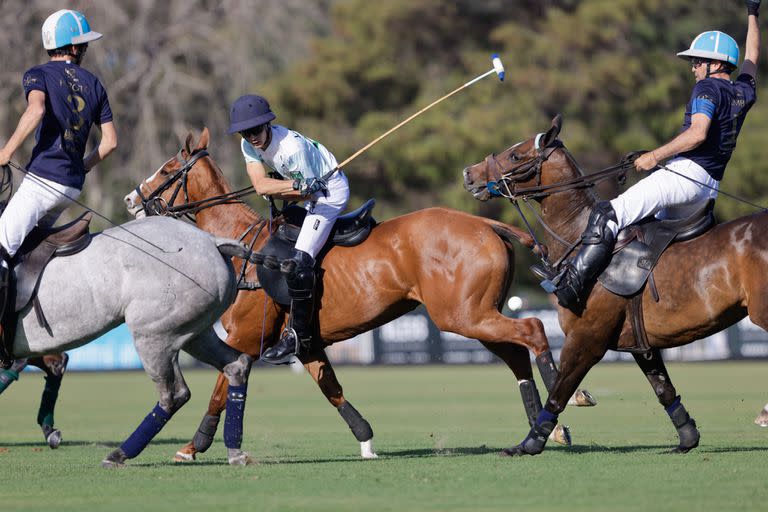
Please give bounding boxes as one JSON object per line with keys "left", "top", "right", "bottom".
{"left": 6, "top": 215, "right": 254, "bottom": 467}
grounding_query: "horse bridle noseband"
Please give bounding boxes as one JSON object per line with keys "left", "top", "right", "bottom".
{"left": 135, "top": 149, "right": 210, "bottom": 219}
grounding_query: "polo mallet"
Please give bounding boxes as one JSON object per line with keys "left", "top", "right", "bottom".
{"left": 327, "top": 53, "right": 505, "bottom": 175}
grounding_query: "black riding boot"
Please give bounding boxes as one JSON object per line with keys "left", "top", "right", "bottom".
{"left": 553, "top": 201, "right": 617, "bottom": 310}
{"left": 0, "top": 261, "right": 11, "bottom": 369}
{"left": 261, "top": 249, "right": 316, "bottom": 365}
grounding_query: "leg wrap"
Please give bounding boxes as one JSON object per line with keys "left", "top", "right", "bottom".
{"left": 224, "top": 384, "right": 248, "bottom": 450}
{"left": 518, "top": 379, "right": 543, "bottom": 427}
{"left": 192, "top": 414, "right": 221, "bottom": 453}
{"left": 666, "top": 396, "right": 700, "bottom": 452}
{"left": 505, "top": 409, "right": 558, "bottom": 456}
{"left": 0, "top": 369, "right": 19, "bottom": 394}
{"left": 535, "top": 351, "right": 559, "bottom": 393}
{"left": 37, "top": 373, "right": 63, "bottom": 427}
{"left": 120, "top": 403, "right": 172, "bottom": 459}
{"left": 337, "top": 401, "right": 373, "bottom": 442}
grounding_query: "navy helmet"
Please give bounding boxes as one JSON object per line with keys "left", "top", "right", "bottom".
{"left": 228, "top": 94, "right": 276, "bottom": 134}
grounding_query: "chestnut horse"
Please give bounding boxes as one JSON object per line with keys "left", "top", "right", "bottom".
{"left": 463, "top": 114, "right": 768, "bottom": 455}
{"left": 124, "top": 128, "right": 593, "bottom": 461}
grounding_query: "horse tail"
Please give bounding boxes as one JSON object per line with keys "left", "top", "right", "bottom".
{"left": 214, "top": 237, "right": 255, "bottom": 261}
{"left": 482, "top": 220, "right": 534, "bottom": 310}
{"left": 486, "top": 220, "right": 534, "bottom": 249}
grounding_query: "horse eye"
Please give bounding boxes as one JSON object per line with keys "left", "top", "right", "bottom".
{"left": 509, "top": 153, "right": 520, "bottom": 162}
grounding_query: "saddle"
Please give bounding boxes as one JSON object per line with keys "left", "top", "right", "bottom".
{"left": 598, "top": 200, "right": 715, "bottom": 353}
{"left": 6, "top": 212, "right": 93, "bottom": 338}
{"left": 254, "top": 199, "right": 377, "bottom": 305}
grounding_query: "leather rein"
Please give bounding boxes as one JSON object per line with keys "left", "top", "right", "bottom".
{"left": 135, "top": 149, "right": 257, "bottom": 219}
{"left": 484, "top": 142, "right": 633, "bottom": 271}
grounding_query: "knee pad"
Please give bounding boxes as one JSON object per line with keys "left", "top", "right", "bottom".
{"left": 582, "top": 201, "right": 617, "bottom": 245}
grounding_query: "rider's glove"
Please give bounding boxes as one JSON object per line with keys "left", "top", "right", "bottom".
{"left": 747, "top": 0, "right": 760, "bottom": 16}
{"left": 297, "top": 177, "right": 328, "bottom": 197}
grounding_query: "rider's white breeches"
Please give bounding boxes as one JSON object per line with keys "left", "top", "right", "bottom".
{"left": 295, "top": 171, "right": 350, "bottom": 259}
{"left": 0, "top": 174, "right": 80, "bottom": 258}
{"left": 608, "top": 157, "right": 719, "bottom": 236}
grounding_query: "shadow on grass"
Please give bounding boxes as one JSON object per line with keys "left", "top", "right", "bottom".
{"left": 0, "top": 437, "right": 192, "bottom": 448}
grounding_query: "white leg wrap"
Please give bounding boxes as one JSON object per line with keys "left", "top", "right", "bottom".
{"left": 360, "top": 439, "right": 378, "bottom": 459}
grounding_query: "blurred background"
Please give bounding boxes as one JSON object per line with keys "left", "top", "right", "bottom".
{"left": 2, "top": 0, "right": 767, "bottom": 368}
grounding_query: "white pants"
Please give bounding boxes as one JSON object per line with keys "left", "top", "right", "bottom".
{"left": 295, "top": 171, "right": 350, "bottom": 259}
{"left": 608, "top": 157, "right": 718, "bottom": 236}
{"left": 0, "top": 174, "right": 80, "bottom": 258}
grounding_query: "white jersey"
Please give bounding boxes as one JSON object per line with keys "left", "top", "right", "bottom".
{"left": 240, "top": 124, "right": 338, "bottom": 182}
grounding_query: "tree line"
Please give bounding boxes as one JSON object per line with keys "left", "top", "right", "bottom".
{"left": 1, "top": 1, "right": 765, "bottom": 288}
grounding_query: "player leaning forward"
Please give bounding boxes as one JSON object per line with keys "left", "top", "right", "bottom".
{"left": 228, "top": 94, "right": 350, "bottom": 365}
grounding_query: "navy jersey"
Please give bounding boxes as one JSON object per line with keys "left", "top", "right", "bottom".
{"left": 678, "top": 74, "right": 756, "bottom": 180}
{"left": 22, "top": 60, "right": 113, "bottom": 189}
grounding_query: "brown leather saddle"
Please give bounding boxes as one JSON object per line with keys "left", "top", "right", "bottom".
{"left": 7, "top": 212, "right": 93, "bottom": 335}
{"left": 598, "top": 200, "right": 715, "bottom": 353}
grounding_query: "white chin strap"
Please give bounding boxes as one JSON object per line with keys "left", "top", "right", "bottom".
{"left": 534, "top": 133, "right": 545, "bottom": 150}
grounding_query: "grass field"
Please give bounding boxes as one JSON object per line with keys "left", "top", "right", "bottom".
{"left": 2, "top": 362, "right": 768, "bottom": 512}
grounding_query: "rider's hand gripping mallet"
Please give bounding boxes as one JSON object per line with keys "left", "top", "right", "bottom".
{"left": 330, "top": 54, "right": 505, "bottom": 172}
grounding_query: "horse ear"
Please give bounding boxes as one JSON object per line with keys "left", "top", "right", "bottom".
{"left": 540, "top": 114, "right": 563, "bottom": 148}
{"left": 182, "top": 133, "right": 194, "bottom": 159}
{"left": 196, "top": 127, "right": 210, "bottom": 151}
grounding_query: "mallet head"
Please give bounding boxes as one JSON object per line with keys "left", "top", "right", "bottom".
{"left": 491, "top": 53, "right": 505, "bottom": 81}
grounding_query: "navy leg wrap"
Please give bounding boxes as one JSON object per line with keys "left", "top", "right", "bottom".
{"left": 120, "top": 403, "right": 172, "bottom": 459}
{"left": 337, "top": 401, "right": 373, "bottom": 442}
{"left": 224, "top": 384, "right": 248, "bottom": 449}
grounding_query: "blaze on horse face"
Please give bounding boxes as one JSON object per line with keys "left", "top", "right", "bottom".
{"left": 462, "top": 115, "right": 563, "bottom": 201}
{"left": 124, "top": 130, "right": 211, "bottom": 218}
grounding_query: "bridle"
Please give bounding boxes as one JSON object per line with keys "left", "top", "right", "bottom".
{"left": 480, "top": 138, "right": 633, "bottom": 272}
{"left": 135, "top": 148, "right": 258, "bottom": 219}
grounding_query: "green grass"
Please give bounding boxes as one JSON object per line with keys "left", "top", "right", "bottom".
{"left": 2, "top": 363, "right": 768, "bottom": 512}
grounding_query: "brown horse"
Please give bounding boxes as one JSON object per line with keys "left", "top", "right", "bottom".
{"left": 124, "top": 128, "right": 592, "bottom": 460}
{"left": 463, "top": 114, "right": 768, "bottom": 455}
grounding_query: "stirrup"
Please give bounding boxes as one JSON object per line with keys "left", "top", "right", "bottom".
{"left": 531, "top": 264, "right": 565, "bottom": 294}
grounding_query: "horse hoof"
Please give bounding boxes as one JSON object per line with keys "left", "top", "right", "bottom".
{"left": 549, "top": 424, "right": 572, "bottom": 446}
{"left": 173, "top": 450, "right": 196, "bottom": 462}
{"left": 227, "top": 449, "right": 256, "bottom": 465}
{"left": 360, "top": 439, "right": 378, "bottom": 459}
{"left": 754, "top": 408, "right": 768, "bottom": 427}
{"left": 101, "top": 448, "right": 128, "bottom": 468}
{"left": 569, "top": 389, "right": 597, "bottom": 407}
{"left": 46, "top": 429, "right": 62, "bottom": 449}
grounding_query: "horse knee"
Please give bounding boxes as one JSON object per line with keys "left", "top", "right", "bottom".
{"left": 222, "top": 353, "right": 253, "bottom": 386}
{"left": 174, "top": 387, "right": 192, "bottom": 410}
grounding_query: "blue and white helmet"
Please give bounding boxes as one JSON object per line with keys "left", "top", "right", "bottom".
{"left": 677, "top": 30, "right": 739, "bottom": 67}
{"left": 41, "top": 9, "right": 103, "bottom": 50}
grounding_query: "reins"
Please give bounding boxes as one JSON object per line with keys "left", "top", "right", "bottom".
{"left": 136, "top": 149, "right": 261, "bottom": 218}
{"left": 486, "top": 140, "right": 768, "bottom": 274}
